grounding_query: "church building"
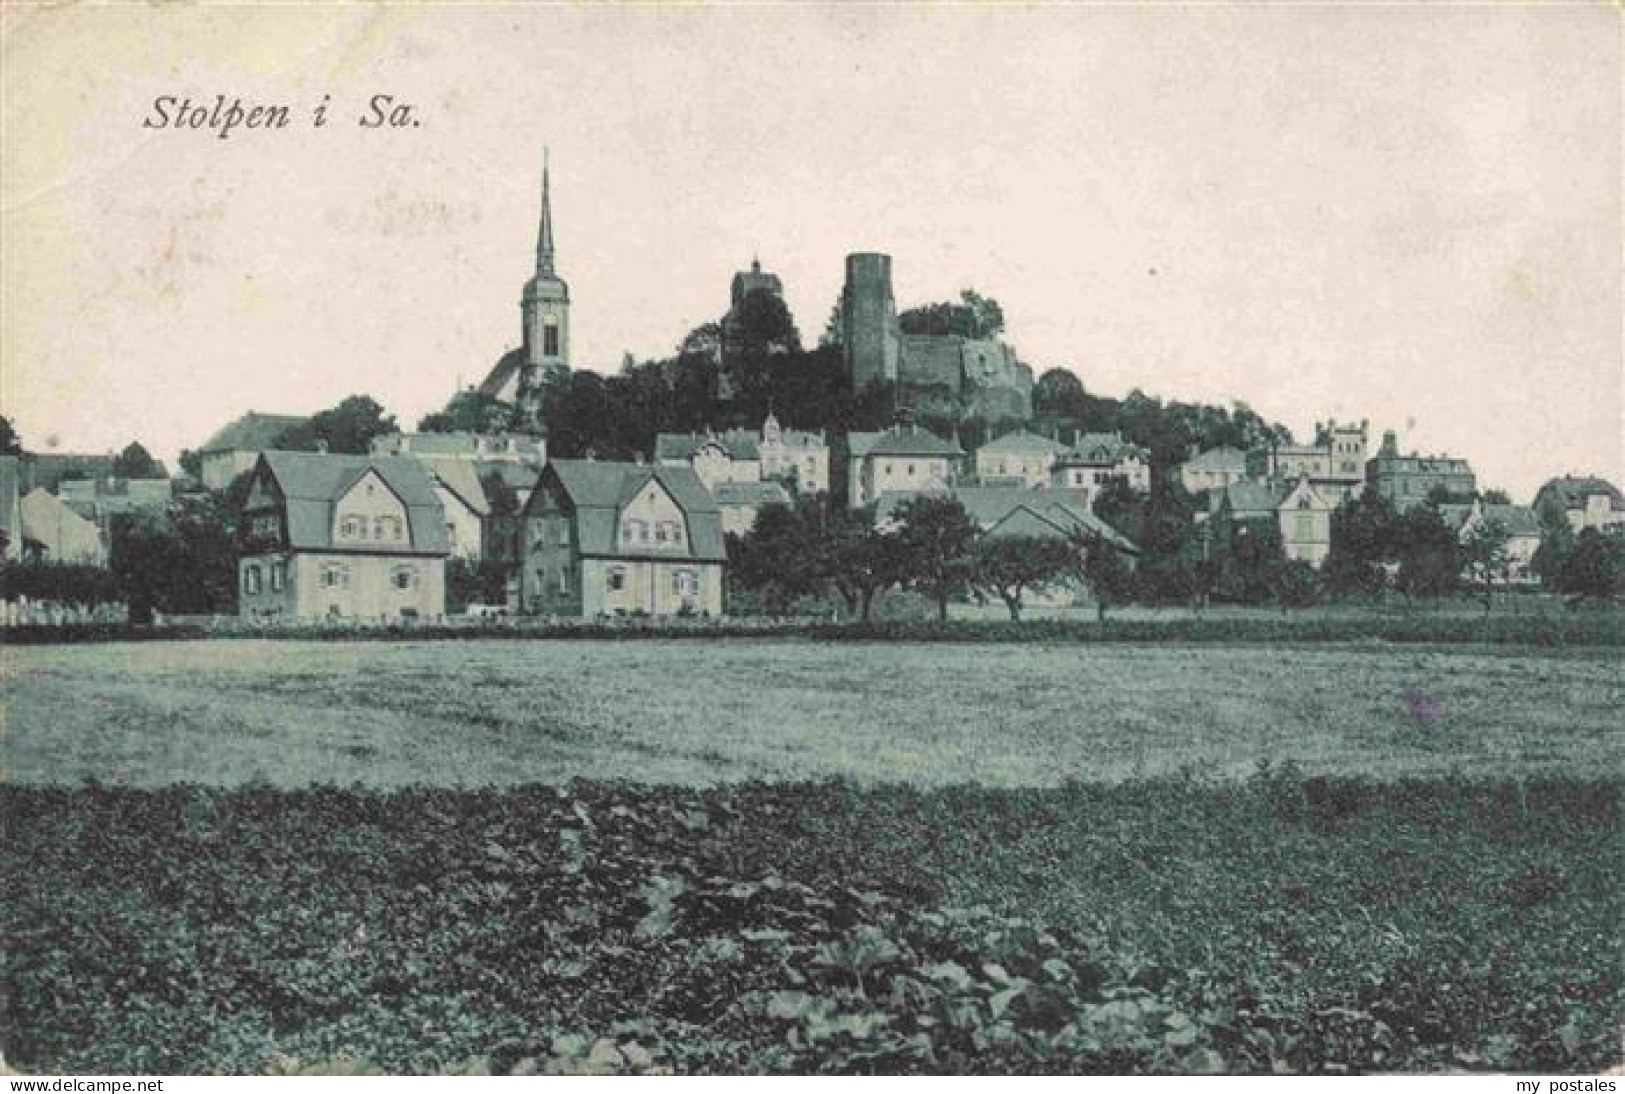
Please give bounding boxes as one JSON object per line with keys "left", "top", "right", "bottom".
{"left": 478, "top": 153, "right": 570, "bottom": 431}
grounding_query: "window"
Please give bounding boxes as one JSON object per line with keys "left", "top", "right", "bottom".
{"left": 321, "top": 563, "right": 350, "bottom": 589}
{"left": 392, "top": 565, "right": 417, "bottom": 591}
{"left": 1294, "top": 514, "right": 1314, "bottom": 541}
{"left": 544, "top": 321, "right": 560, "bottom": 357}
{"left": 558, "top": 563, "right": 571, "bottom": 593}
{"left": 270, "top": 561, "right": 286, "bottom": 592}
{"left": 376, "top": 515, "right": 403, "bottom": 541}
{"left": 672, "top": 569, "right": 698, "bottom": 597}
{"left": 243, "top": 564, "right": 262, "bottom": 595}
{"left": 251, "top": 513, "right": 278, "bottom": 538}
{"left": 670, "top": 522, "right": 685, "bottom": 545}
{"left": 340, "top": 514, "right": 364, "bottom": 539}
{"left": 654, "top": 522, "right": 669, "bottom": 544}
{"left": 608, "top": 567, "right": 626, "bottom": 592}
{"left": 556, "top": 520, "right": 570, "bottom": 545}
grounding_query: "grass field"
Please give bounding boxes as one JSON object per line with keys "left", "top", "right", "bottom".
{"left": 4, "top": 637, "right": 1620, "bottom": 1074}
{"left": 3, "top": 638, "right": 1619, "bottom": 787}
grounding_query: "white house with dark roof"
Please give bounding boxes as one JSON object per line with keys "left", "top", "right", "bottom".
{"left": 1533, "top": 476, "right": 1625, "bottom": 535}
{"left": 371, "top": 431, "right": 545, "bottom": 466}
{"left": 1050, "top": 432, "right": 1150, "bottom": 499}
{"left": 236, "top": 451, "right": 450, "bottom": 620}
{"left": 846, "top": 424, "right": 964, "bottom": 509}
{"left": 198, "top": 411, "right": 310, "bottom": 491}
{"left": 974, "top": 429, "right": 1066, "bottom": 488}
{"left": 712, "top": 479, "right": 793, "bottom": 538}
{"left": 519, "top": 459, "right": 727, "bottom": 617}
{"left": 1178, "top": 446, "right": 1248, "bottom": 496}
{"left": 1210, "top": 477, "right": 1334, "bottom": 567}
{"left": 1445, "top": 500, "right": 1544, "bottom": 585}
{"left": 758, "top": 413, "right": 829, "bottom": 495}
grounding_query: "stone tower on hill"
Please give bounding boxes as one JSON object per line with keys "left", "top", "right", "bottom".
{"left": 478, "top": 151, "right": 570, "bottom": 432}
{"left": 840, "top": 251, "right": 1032, "bottom": 422}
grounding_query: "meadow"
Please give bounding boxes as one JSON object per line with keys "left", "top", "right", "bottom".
{"left": 3, "top": 637, "right": 1621, "bottom": 1074}
{"left": 3, "top": 638, "right": 1619, "bottom": 787}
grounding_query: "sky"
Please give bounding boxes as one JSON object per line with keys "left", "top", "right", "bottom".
{"left": 2, "top": 4, "right": 1618, "bottom": 500}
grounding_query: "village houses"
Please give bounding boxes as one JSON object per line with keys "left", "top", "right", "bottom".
{"left": 520, "top": 459, "right": 727, "bottom": 617}
{"left": 654, "top": 412, "right": 828, "bottom": 536}
{"left": 236, "top": 451, "right": 450, "bottom": 621}
{"left": 974, "top": 429, "right": 1067, "bottom": 489}
{"left": 1365, "top": 429, "right": 1476, "bottom": 509}
{"left": 847, "top": 425, "right": 964, "bottom": 509}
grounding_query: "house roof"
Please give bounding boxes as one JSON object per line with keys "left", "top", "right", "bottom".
{"left": 539, "top": 459, "right": 727, "bottom": 563}
{"left": 1218, "top": 480, "right": 1287, "bottom": 517}
{"left": 849, "top": 426, "right": 964, "bottom": 460}
{"left": 1181, "top": 446, "right": 1248, "bottom": 472}
{"left": 876, "top": 486, "right": 1140, "bottom": 554}
{"left": 712, "top": 480, "right": 792, "bottom": 507}
{"left": 414, "top": 456, "right": 492, "bottom": 517}
{"left": 20, "top": 453, "right": 118, "bottom": 493}
{"left": 1476, "top": 503, "right": 1542, "bottom": 538}
{"left": 256, "top": 451, "right": 450, "bottom": 556}
{"left": 477, "top": 348, "right": 526, "bottom": 399}
{"left": 1057, "top": 432, "right": 1143, "bottom": 466}
{"left": 201, "top": 412, "right": 309, "bottom": 454}
{"left": 1535, "top": 476, "right": 1625, "bottom": 512}
{"left": 655, "top": 430, "right": 761, "bottom": 462}
{"left": 978, "top": 429, "right": 1066, "bottom": 457}
{"left": 373, "top": 431, "right": 544, "bottom": 461}
{"left": 21, "top": 487, "right": 104, "bottom": 560}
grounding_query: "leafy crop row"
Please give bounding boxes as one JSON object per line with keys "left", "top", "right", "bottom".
{"left": 3, "top": 774, "right": 1620, "bottom": 1074}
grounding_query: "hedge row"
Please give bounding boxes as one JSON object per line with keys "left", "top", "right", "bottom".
{"left": 6, "top": 611, "right": 1623, "bottom": 647}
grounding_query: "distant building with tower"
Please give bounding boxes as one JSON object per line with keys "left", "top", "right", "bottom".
{"left": 479, "top": 153, "right": 570, "bottom": 432}
{"left": 839, "top": 252, "right": 1034, "bottom": 422}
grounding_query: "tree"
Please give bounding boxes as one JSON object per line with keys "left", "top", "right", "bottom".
{"left": 1323, "top": 491, "right": 1400, "bottom": 600}
{"left": 1032, "top": 368, "right": 1086, "bottom": 419}
{"left": 178, "top": 449, "right": 203, "bottom": 479}
{"left": 277, "top": 395, "right": 398, "bottom": 455}
{"left": 419, "top": 389, "right": 513, "bottom": 434}
{"left": 1461, "top": 517, "right": 1512, "bottom": 609}
{"left": 112, "top": 441, "right": 163, "bottom": 479}
{"left": 890, "top": 496, "right": 980, "bottom": 622}
{"left": 1216, "top": 518, "right": 1287, "bottom": 605}
{"left": 1480, "top": 488, "right": 1511, "bottom": 505}
{"left": 1072, "top": 531, "right": 1134, "bottom": 621}
{"left": 973, "top": 534, "right": 1076, "bottom": 620}
{"left": 897, "top": 289, "right": 1005, "bottom": 340}
{"left": 1271, "top": 559, "right": 1322, "bottom": 612}
{"left": 0, "top": 415, "right": 22, "bottom": 457}
{"left": 1393, "top": 505, "right": 1459, "bottom": 603}
{"left": 826, "top": 510, "right": 908, "bottom": 621}
{"left": 728, "top": 499, "right": 827, "bottom": 615}
{"left": 110, "top": 491, "right": 238, "bottom": 622}
{"left": 1555, "top": 529, "right": 1625, "bottom": 605}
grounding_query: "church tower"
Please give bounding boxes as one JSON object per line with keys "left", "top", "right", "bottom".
{"left": 516, "top": 151, "right": 570, "bottom": 429}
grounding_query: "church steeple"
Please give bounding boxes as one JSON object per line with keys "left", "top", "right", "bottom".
{"left": 536, "top": 148, "right": 556, "bottom": 277}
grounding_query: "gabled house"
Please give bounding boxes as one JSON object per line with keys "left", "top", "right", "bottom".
{"left": 1178, "top": 446, "right": 1248, "bottom": 497}
{"left": 1532, "top": 476, "right": 1625, "bottom": 535}
{"left": 974, "top": 429, "right": 1066, "bottom": 488}
{"left": 655, "top": 429, "right": 762, "bottom": 493}
{"left": 1050, "top": 432, "right": 1150, "bottom": 499}
{"left": 847, "top": 425, "right": 963, "bottom": 509}
{"left": 1448, "top": 500, "right": 1543, "bottom": 586}
{"left": 20, "top": 488, "right": 106, "bottom": 564}
{"left": 198, "top": 411, "right": 309, "bottom": 491}
{"left": 236, "top": 451, "right": 450, "bottom": 620}
{"left": 410, "top": 457, "right": 492, "bottom": 560}
{"left": 758, "top": 413, "right": 830, "bottom": 495}
{"left": 1211, "top": 478, "right": 1333, "bottom": 567}
{"left": 519, "top": 460, "right": 727, "bottom": 617}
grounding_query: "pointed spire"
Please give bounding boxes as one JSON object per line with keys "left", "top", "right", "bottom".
{"left": 536, "top": 147, "right": 556, "bottom": 276}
